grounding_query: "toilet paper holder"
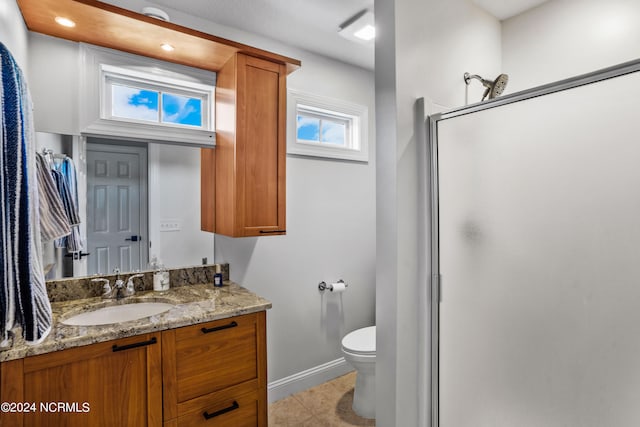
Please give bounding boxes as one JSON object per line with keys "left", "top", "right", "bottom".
{"left": 318, "top": 279, "right": 348, "bottom": 292}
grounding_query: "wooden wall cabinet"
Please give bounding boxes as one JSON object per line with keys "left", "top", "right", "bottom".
{"left": 0, "top": 333, "right": 162, "bottom": 427}
{"left": 202, "top": 53, "right": 287, "bottom": 237}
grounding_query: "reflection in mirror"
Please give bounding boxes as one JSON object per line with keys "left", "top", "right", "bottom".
{"left": 86, "top": 139, "right": 148, "bottom": 275}
{"left": 35, "top": 132, "right": 214, "bottom": 279}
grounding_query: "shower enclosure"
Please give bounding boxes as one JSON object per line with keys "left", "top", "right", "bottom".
{"left": 428, "top": 59, "right": 640, "bottom": 426}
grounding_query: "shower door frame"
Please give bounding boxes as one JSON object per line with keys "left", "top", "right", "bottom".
{"left": 426, "top": 58, "right": 640, "bottom": 427}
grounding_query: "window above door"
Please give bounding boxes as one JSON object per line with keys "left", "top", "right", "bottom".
{"left": 80, "top": 44, "right": 216, "bottom": 147}
{"left": 102, "top": 64, "right": 212, "bottom": 130}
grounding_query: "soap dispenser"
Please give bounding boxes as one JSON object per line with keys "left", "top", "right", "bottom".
{"left": 150, "top": 257, "right": 170, "bottom": 292}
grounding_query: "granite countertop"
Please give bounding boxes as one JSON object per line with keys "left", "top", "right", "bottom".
{"left": 0, "top": 281, "right": 271, "bottom": 362}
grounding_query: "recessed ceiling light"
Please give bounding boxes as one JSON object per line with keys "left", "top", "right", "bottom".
{"left": 161, "top": 43, "right": 175, "bottom": 52}
{"left": 54, "top": 17, "right": 76, "bottom": 28}
{"left": 338, "top": 10, "right": 375, "bottom": 44}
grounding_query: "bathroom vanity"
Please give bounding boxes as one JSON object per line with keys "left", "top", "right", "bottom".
{"left": 0, "top": 280, "right": 270, "bottom": 427}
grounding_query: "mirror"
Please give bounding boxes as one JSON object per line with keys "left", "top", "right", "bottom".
{"left": 36, "top": 131, "right": 214, "bottom": 279}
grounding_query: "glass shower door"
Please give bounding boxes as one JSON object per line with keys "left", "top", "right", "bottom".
{"left": 436, "top": 70, "right": 640, "bottom": 427}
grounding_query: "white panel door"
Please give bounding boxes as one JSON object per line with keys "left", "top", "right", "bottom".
{"left": 437, "top": 71, "right": 640, "bottom": 426}
{"left": 87, "top": 143, "right": 147, "bottom": 275}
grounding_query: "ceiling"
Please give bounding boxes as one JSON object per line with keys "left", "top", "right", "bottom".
{"left": 102, "top": 0, "right": 375, "bottom": 69}
{"left": 472, "top": 0, "right": 550, "bottom": 20}
{"left": 100, "top": 0, "right": 550, "bottom": 71}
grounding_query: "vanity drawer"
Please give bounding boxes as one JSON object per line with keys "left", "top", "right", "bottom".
{"left": 174, "top": 313, "right": 259, "bottom": 402}
{"left": 174, "top": 387, "right": 259, "bottom": 427}
{"left": 162, "top": 311, "right": 267, "bottom": 424}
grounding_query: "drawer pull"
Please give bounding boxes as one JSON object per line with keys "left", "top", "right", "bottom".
{"left": 203, "top": 401, "right": 240, "bottom": 420}
{"left": 259, "top": 230, "right": 286, "bottom": 234}
{"left": 112, "top": 336, "right": 157, "bottom": 352}
{"left": 201, "top": 321, "right": 238, "bottom": 334}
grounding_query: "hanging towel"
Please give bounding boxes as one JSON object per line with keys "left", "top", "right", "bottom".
{"left": 66, "top": 227, "right": 83, "bottom": 253}
{"left": 52, "top": 167, "right": 82, "bottom": 252}
{"left": 36, "top": 152, "right": 71, "bottom": 241}
{"left": 0, "top": 44, "right": 16, "bottom": 346}
{"left": 0, "top": 42, "right": 52, "bottom": 346}
{"left": 51, "top": 169, "right": 80, "bottom": 226}
{"left": 58, "top": 157, "right": 83, "bottom": 252}
{"left": 60, "top": 157, "right": 78, "bottom": 205}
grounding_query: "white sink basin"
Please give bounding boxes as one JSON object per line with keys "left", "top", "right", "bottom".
{"left": 61, "top": 302, "right": 174, "bottom": 326}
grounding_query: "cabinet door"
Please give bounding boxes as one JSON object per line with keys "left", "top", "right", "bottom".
{"left": 236, "top": 54, "right": 287, "bottom": 236}
{"left": 207, "top": 53, "right": 287, "bottom": 237}
{"left": 2, "top": 333, "right": 162, "bottom": 427}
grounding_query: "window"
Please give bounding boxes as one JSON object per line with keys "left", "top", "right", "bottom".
{"left": 296, "top": 107, "right": 349, "bottom": 146}
{"left": 105, "top": 71, "right": 208, "bottom": 129}
{"left": 80, "top": 45, "right": 216, "bottom": 147}
{"left": 288, "top": 90, "right": 368, "bottom": 162}
{"left": 102, "top": 64, "right": 213, "bottom": 132}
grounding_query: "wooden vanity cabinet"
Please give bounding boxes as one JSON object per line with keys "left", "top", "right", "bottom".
{"left": 0, "top": 333, "right": 162, "bottom": 427}
{"left": 0, "top": 311, "right": 267, "bottom": 427}
{"left": 202, "top": 53, "right": 287, "bottom": 237}
{"left": 162, "top": 311, "right": 267, "bottom": 427}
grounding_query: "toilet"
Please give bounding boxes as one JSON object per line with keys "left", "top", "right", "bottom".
{"left": 341, "top": 326, "right": 376, "bottom": 419}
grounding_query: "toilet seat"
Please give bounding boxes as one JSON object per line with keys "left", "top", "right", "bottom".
{"left": 342, "top": 326, "right": 376, "bottom": 356}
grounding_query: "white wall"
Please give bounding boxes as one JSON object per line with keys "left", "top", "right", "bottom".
{"left": 27, "top": 33, "right": 79, "bottom": 135}
{"left": 0, "top": 0, "right": 28, "bottom": 71}
{"left": 375, "top": 0, "right": 501, "bottom": 425}
{"left": 150, "top": 144, "right": 214, "bottom": 268}
{"left": 503, "top": 0, "right": 640, "bottom": 92}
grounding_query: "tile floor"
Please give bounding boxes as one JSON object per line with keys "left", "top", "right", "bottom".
{"left": 268, "top": 371, "right": 376, "bottom": 426}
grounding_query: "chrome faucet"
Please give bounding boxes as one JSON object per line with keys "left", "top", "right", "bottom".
{"left": 125, "top": 273, "right": 145, "bottom": 297}
{"left": 92, "top": 268, "right": 144, "bottom": 300}
{"left": 91, "top": 277, "right": 112, "bottom": 299}
{"left": 112, "top": 268, "right": 126, "bottom": 299}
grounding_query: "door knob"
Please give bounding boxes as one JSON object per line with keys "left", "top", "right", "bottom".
{"left": 64, "top": 251, "right": 91, "bottom": 259}
{"left": 125, "top": 235, "right": 142, "bottom": 242}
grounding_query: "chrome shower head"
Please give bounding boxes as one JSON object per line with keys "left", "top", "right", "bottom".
{"left": 464, "top": 72, "right": 509, "bottom": 101}
{"left": 490, "top": 73, "right": 509, "bottom": 98}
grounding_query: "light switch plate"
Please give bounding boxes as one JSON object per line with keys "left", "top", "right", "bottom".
{"left": 160, "top": 220, "right": 181, "bottom": 232}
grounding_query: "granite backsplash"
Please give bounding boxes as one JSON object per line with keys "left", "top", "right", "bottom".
{"left": 46, "top": 263, "right": 230, "bottom": 303}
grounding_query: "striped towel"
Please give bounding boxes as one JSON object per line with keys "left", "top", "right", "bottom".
{"left": 51, "top": 169, "right": 80, "bottom": 226}
{"left": 36, "top": 153, "right": 71, "bottom": 241}
{"left": 52, "top": 161, "right": 82, "bottom": 252}
{"left": 60, "top": 157, "right": 78, "bottom": 204}
{"left": 1, "top": 42, "right": 52, "bottom": 346}
{"left": 60, "top": 158, "right": 83, "bottom": 252}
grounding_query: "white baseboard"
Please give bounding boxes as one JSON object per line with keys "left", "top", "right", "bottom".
{"left": 267, "top": 357, "right": 354, "bottom": 403}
